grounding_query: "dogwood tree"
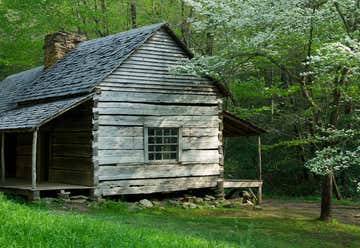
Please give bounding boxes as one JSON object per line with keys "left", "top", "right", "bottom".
{"left": 183, "top": 0, "right": 360, "bottom": 221}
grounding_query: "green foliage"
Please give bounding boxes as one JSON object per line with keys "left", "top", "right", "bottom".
{"left": 183, "top": 0, "right": 360, "bottom": 197}
{"left": 305, "top": 127, "right": 360, "bottom": 193}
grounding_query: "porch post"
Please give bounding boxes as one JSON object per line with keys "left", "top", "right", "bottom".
{"left": 257, "top": 135, "right": 262, "bottom": 204}
{"left": 32, "top": 129, "right": 38, "bottom": 190}
{"left": 257, "top": 136, "right": 262, "bottom": 180}
{"left": 1, "top": 133, "right": 5, "bottom": 184}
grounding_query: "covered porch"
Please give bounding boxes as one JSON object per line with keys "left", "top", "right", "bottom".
{"left": 222, "top": 111, "right": 266, "bottom": 204}
{"left": 0, "top": 178, "right": 91, "bottom": 200}
{"left": 0, "top": 95, "right": 93, "bottom": 200}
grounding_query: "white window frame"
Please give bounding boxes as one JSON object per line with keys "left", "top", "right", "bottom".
{"left": 144, "top": 126, "right": 182, "bottom": 164}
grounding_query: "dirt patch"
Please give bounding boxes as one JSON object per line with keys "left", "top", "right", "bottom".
{"left": 193, "top": 199, "right": 360, "bottom": 226}
{"left": 263, "top": 199, "right": 360, "bottom": 225}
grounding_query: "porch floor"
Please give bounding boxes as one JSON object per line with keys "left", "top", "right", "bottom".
{"left": 0, "top": 178, "right": 92, "bottom": 191}
{"left": 223, "top": 179, "right": 263, "bottom": 188}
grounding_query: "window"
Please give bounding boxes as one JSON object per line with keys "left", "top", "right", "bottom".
{"left": 146, "top": 127, "right": 179, "bottom": 161}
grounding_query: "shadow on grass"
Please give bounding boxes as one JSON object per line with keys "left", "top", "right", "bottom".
{"left": 87, "top": 203, "right": 360, "bottom": 248}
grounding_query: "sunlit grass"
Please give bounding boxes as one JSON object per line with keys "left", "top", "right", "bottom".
{"left": 0, "top": 195, "right": 359, "bottom": 247}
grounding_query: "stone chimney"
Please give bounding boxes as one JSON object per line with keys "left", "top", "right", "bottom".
{"left": 43, "top": 31, "right": 87, "bottom": 69}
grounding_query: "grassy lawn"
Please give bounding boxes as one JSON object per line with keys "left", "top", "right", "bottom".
{"left": 0, "top": 194, "right": 359, "bottom": 248}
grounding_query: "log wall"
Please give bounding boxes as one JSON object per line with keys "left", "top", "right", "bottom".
{"left": 93, "top": 29, "right": 223, "bottom": 196}
{"left": 15, "top": 133, "right": 32, "bottom": 179}
{"left": 45, "top": 102, "right": 93, "bottom": 186}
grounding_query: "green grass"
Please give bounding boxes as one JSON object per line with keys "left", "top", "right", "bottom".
{"left": 0, "top": 195, "right": 359, "bottom": 248}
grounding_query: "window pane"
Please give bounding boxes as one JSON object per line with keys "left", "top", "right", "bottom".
{"left": 148, "top": 128, "right": 154, "bottom": 136}
{"left": 156, "top": 137, "right": 162, "bottom": 144}
{"left": 147, "top": 128, "right": 179, "bottom": 161}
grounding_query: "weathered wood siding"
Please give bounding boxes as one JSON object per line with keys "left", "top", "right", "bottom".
{"left": 45, "top": 102, "right": 93, "bottom": 186}
{"left": 93, "top": 29, "right": 223, "bottom": 196}
{"left": 15, "top": 133, "right": 32, "bottom": 179}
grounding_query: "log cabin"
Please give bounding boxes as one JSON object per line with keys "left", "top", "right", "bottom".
{"left": 0, "top": 23, "right": 266, "bottom": 200}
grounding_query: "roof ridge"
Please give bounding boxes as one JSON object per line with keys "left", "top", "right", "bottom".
{"left": 79, "top": 22, "right": 167, "bottom": 47}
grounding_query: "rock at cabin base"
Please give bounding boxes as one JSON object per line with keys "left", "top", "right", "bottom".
{"left": 57, "top": 190, "right": 70, "bottom": 200}
{"left": 70, "top": 195, "right": 88, "bottom": 200}
{"left": 71, "top": 199, "right": 87, "bottom": 204}
{"left": 182, "top": 202, "right": 197, "bottom": 209}
{"left": 204, "top": 195, "right": 216, "bottom": 201}
{"left": 128, "top": 204, "right": 142, "bottom": 211}
{"left": 194, "top": 197, "right": 204, "bottom": 204}
{"left": 139, "top": 199, "right": 154, "bottom": 208}
{"left": 242, "top": 191, "right": 251, "bottom": 200}
{"left": 243, "top": 200, "right": 254, "bottom": 208}
{"left": 188, "top": 203, "right": 197, "bottom": 209}
{"left": 168, "top": 199, "right": 179, "bottom": 206}
{"left": 69, "top": 195, "right": 88, "bottom": 204}
{"left": 254, "top": 205, "right": 262, "bottom": 210}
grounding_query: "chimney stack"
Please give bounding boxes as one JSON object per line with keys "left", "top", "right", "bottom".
{"left": 43, "top": 32, "right": 87, "bottom": 69}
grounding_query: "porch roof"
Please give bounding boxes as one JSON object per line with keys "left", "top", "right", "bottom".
{"left": 0, "top": 94, "right": 92, "bottom": 132}
{"left": 223, "top": 111, "right": 267, "bottom": 137}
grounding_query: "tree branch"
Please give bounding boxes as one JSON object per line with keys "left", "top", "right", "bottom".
{"left": 334, "top": 1, "right": 353, "bottom": 38}
{"left": 329, "top": 67, "right": 350, "bottom": 126}
{"left": 230, "top": 52, "right": 319, "bottom": 110}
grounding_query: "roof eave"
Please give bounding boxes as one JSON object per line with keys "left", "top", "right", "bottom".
{"left": 0, "top": 94, "right": 93, "bottom": 133}
{"left": 222, "top": 110, "right": 267, "bottom": 137}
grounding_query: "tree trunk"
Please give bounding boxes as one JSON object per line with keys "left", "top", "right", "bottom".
{"left": 320, "top": 172, "right": 333, "bottom": 221}
{"left": 93, "top": 0, "right": 104, "bottom": 37}
{"left": 206, "top": 32, "right": 214, "bottom": 55}
{"left": 100, "top": 0, "right": 110, "bottom": 36}
{"left": 319, "top": 67, "right": 349, "bottom": 221}
{"left": 130, "top": 0, "right": 137, "bottom": 28}
{"left": 332, "top": 174, "right": 342, "bottom": 200}
{"left": 180, "top": 1, "right": 193, "bottom": 47}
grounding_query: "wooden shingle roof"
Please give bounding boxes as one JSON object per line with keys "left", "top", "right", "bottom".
{"left": 0, "top": 23, "right": 228, "bottom": 131}
{"left": 0, "top": 66, "right": 43, "bottom": 114}
{"left": 0, "top": 23, "right": 170, "bottom": 131}
{"left": 19, "top": 23, "right": 167, "bottom": 103}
